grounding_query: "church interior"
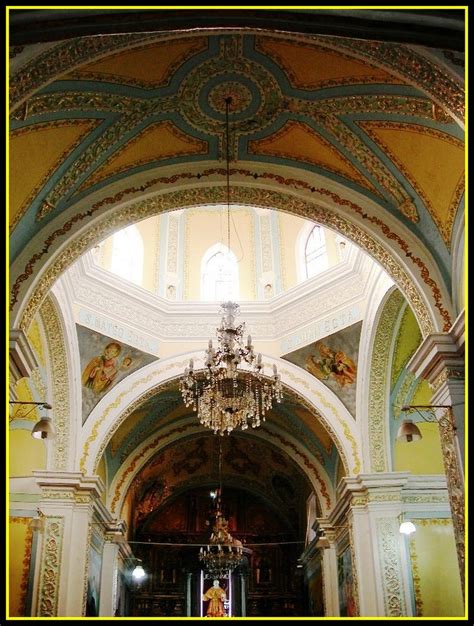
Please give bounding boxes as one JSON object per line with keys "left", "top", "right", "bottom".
{"left": 8, "top": 8, "right": 466, "bottom": 619}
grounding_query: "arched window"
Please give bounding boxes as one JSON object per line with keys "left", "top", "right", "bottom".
{"left": 201, "top": 244, "right": 239, "bottom": 301}
{"left": 304, "top": 225, "right": 328, "bottom": 279}
{"left": 110, "top": 224, "right": 144, "bottom": 285}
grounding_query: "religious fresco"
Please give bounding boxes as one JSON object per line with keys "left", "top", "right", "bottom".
{"left": 282, "top": 321, "right": 362, "bottom": 418}
{"left": 77, "top": 324, "right": 157, "bottom": 424}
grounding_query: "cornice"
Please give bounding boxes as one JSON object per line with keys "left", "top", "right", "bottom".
{"left": 59, "top": 247, "right": 375, "bottom": 347}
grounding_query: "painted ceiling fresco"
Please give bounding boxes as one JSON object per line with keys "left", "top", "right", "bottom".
{"left": 282, "top": 321, "right": 362, "bottom": 418}
{"left": 127, "top": 434, "right": 313, "bottom": 534}
{"left": 77, "top": 324, "right": 157, "bottom": 424}
{"left": 10, "top": 32, "right": 464, "bottom": 292}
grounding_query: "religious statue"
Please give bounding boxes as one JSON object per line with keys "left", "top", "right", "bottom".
{"left": 203, "top": 579, "right": 226, "bottom": 617}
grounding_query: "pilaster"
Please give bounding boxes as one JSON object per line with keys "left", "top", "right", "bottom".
{"left": 331, "top": 473, "right": 451, "bottom": 617}
{"left": 32, "top": 471, "right": 111, "bottom": 617}
{"left": 98, "top": 521, "right": 128, "bottom": 616}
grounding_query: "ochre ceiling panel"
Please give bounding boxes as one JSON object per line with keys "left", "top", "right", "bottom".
{"left": 66, "top": 37, "right": 208, "bottom": 87}
{"left": 361, "top": 121, "right": 464, "bottom": 244}
{"left": 109, "top": 408, "right": 149, "bottom": 457}
{"left": 291, "top": 406, "right": 334, "bottom": 454}
{"left": 9, "top": 120, "right": 97, "bottom": 230}
{"left": 249, "top": 120, "right": 372, "bottom": 189}
{"left": 83, "top": 121, "right": 208, "bottom": 189}
{"left": 256, "top": 38, "right": 402, "bottom": 89}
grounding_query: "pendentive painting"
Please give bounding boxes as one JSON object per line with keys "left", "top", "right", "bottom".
{"left": 282, "top": 321, "right": 362, "bottom": 418}
{"left": 77, "top": 324, "right": 157, "bottom": 424}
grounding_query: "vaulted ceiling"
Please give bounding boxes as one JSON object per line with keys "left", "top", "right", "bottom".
{"left": 10, "top": 28, "right": 464, "bottom": 281}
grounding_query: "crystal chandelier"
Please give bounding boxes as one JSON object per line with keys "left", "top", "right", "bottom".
{"left": 179, "top": 96, "right": 283, "bottom": 435}
{"left": 180, "top": 301, "right": 282, "bottom": 434}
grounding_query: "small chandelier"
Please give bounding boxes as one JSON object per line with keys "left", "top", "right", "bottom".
{"left": 199, "top": 509, "right": 244, "bottom": 578}
{"left": 199, "top": 441, "right": 245, "bottom": 577}
{"left": 179, "top": 96, "right": 282, "bottom": 435}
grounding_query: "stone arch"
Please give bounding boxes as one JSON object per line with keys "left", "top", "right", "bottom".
{"left": 78, "top": 352, "right": 360, "bottom": 488}
{"left": 11, "top": 182, "right": 451, "bottom": 339}
{"left": 364, "top": 287, "right": 406, "bottom": 473}
{"left": 107, "top": 422, "right": 336, "bottom": 518}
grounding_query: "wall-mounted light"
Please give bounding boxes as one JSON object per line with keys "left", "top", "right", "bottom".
{"left": 396, "top": 404, "right": 454, "bottom": 443}
{"left": 29, "top": 508, "right": 45, "bottom": 532}
{"left": 9, "top": 401, "right": 56, "bottom": 440}
{"left": 398, "top": 513, "right": 416, "bottom": 535}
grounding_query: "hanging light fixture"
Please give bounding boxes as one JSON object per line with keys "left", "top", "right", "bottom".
{"left": 199, "top": 439, "right": 244, "bottom": 577}
{"left": 179, "top": 97, "right": 283, "bottom": 435}
{"left": 9, "top": 401, "right": 56, "bottom": 440}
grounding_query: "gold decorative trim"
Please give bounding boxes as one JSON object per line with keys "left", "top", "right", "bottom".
{"left": 38, "top": 516, "right": 64, "bottom": 617}
{"left": 408, "top": 536, "right": 423, "bottom": 617}
{"left": 348, "top": 521, "right": 360, "bottom": 617}
{"left": 249, "top": 120, "right": 371, "bottom": 189}
{"left": 40, "top": 296, "right": 70, "bottom": 471}
{"left": 368, "top": 289, "right": 405, "bottom": 472}
{"left": 376, "top": 517, "right": 406, "bottom": 616}
{"left": 429, "top": 367, "right": 465, "bottom": 393}
{"left": 82, "top": 120, "right": 208, "bottom": 191}
{"left": 80, "top": 361, "right": 189, "bottom": 472}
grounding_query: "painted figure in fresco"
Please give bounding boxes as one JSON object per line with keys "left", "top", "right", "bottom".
{"left": 305, "top": 343, "right": 356, "bottom": 388}
{"left": 82, "top": 341, "right": 122, "bottom": 393}
{"left": 203, "top": 580, "right": 226, "bottom": 617}
{"left": 121, "top": 355, "right": 133, "bottom": 369}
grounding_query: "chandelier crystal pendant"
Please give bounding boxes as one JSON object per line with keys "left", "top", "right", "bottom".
{"left": 180, "top": 301, "right": 282, "bottom": 435}
{"left": 179, "top": 95, "right": 282, "bottom": 435}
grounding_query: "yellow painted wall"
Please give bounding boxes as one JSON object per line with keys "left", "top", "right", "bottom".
{"left": 279, "top": 211, "right": 302, "bottom": 290}
{"left": 184, "top": 208, "right": 256, "bottom": 300}
{"left": 9, "top": 429, "right": 47, "bottom": 476}
{"left": 394, "top": 422, "right": 444, "bottom": 474}
{"left": 9, "top": 517, "right": 33, "bottom": 616}
{"left": 135, "top": 217, "right": 160, "bottom": 292}
{"left": 278, "top": 212, "right": 341, "bottom": 290}
{"left": 26, "top": 319, "right": 46, "bottom": 368}
{"left": 391, "top": 305, "right": 422, "bottom": 388}
{"left": 97, "top": 456, "right": 107, "bottom": 505}
{"left": 408, "top": 519, "right": 463, "bottom": 616}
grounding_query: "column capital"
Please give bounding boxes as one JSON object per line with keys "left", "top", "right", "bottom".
{"left": 33, "top": 471, "right": 105, "bottom": 506}
{"left": 405, "top": 312, "right": 465, "bottom": 386}
{"left": 331, "top": 473, "right": 449, "bottom": 521}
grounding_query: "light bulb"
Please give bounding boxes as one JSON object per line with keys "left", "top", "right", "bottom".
{"left": 399, "top": 521, "right": 416, "bottom": 535}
